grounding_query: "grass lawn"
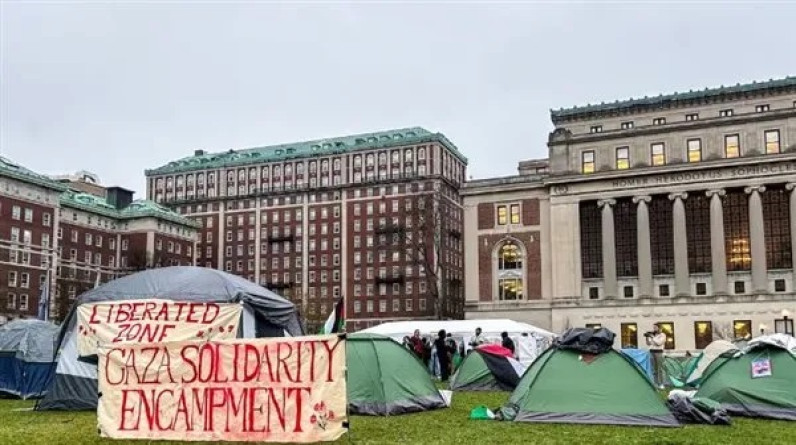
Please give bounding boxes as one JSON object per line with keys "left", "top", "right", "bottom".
{"left": 2, "top": 393, "right": 796, "bottom": 445}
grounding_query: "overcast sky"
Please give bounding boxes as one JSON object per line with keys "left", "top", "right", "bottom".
{"left": 2, "top": 2, "right": 795, "bottom": 196}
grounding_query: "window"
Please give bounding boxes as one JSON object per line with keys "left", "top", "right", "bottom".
{"left": 653, "top": 117, "right": 666, "bottom": 125}
{"left": 11, "top": 206, "right": 20, "bottom": 220}
{"left": 650, "top": 143, "right": 665, "bottom": 166}
{"left": 685, "top": 113, "right": 699, "bottom": 121}
{"left": 695, "top": 282, "right": 707, "bottom": 295}
{"left": 620, "top": 323, "right": 638, "bottom": 348}
{"left": 615, "top": 146, "right": 630, "bottom": 170}
{"left": 8, "top": 271, "right": 17, "bottom": 287}
{"left": 588, "top": 287, "right": 599, "bottom": 299}
{"left": 614, "top": 199, "right": 638, "bottom": 277}
{"left": 764, "top": 130, "right": 780, "bottom": 154}
{"left": 756, "top": 104, "right": 770, "bottom": 113}
{"left": 20, "top": 273, "right": 29, "bottom": 288}
{"left": 687, "top": 138, "right": 702, "bottom": 163}
{"left": 774, "top": 279, "right": 786, "bottom": 292}
{"left": 42, "top": 213, "right": 51, "bottom": 227}
{"left": 580, "top": 202, "right": 603, "bottom": 279}
{"left": 724, "top": 134, "right": 740, "bottom": 158}
{"left": 497, "top": 205, "right": 508, "bottom": 225}
{"left": 620, "top": 121, "right": 634, "bottom": 130}
{"left": 719, "top": 109, "right": 733, "bottom": 117}
{"left": 6, "top": 293, "right": 15, "bottom": 309}
{"left": 623, "top": 286, "right": 634, "bottom": 298}
{"left": 590, "top": 125, "right": 603, "bottom": 133}
{"left": 509, "top": 204, "right": 520, "bottom": 224}
{"left": 19, "top": 295, "right": 28, "bottom": 311}
{"left": 23, "top": 208, "right": 32, "bottom": 222}
{"left": 650, "top": 197, "right": 674, "bottom": 275}
{"left": 724, "top": 190, "right": 751, "bottom": 272}
{"left": 775, "top": 318, "right": 794, "bottom": 335}
{"left": 581, "top": 150, "right": 595, "bottom": 174}
{"left": 734, "top": 281, "right": 745, "bottom": 294}
{"left": 733, "top": 320, "right": 752, "bottom": 340}
{"left": 657, "top": 322, "right": 675, "bottom": 350}
{"left": 658, "top": 284, "right": 670, "bottom": 297}
{"left": 498, "top": 278, "right": 522, "bottom": 300}
{"left": 694, "top": 321, "right": 713, "bottom": 349}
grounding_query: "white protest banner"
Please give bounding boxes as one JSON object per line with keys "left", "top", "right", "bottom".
{"left": 77, "top": 299, "right": 242, "bottom": 357}
{"left": 97, "top": 335, "right": 347, "bottom": 442}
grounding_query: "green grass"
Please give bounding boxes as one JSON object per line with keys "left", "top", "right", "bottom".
{"left": 2, "top": 394, "right": 796, "bottom": 445}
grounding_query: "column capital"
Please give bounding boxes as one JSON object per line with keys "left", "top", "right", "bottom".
{"left": 632, "top": 195, "right": 652, "bottom": 204}
{"left": 744, "top": 185, "right": 767, "bottom": 195}
{"left": 668, "top": 191, "right": 689, "bottom": 201}
{"left": 706, "top": 189, "right": 726, "bottom": 198}
{"left": 597, "top": 198, "right": 616, "bottom": 208}
{"left": 787, "top": 183, "right": 796, "bottom": 191}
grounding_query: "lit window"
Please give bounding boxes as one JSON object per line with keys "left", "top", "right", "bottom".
{"left": 616, "top": 146, "right": 630, "bottom": 169}
{"left": 510, "top": 204, "right": 520, "bottom": 224}
{"left": 765, "top": 130, "right": 780, "bottom": 154}
{"left": 687, "top": 139, "right": 702, "bottom": 163}
{"left": 590, "top": 125, "right": 603, "bottom": 134}
{"left": 719, "top": 109, "right": 733, "bottom": 117}
{"left": 694, "top": 321, "right": 713, "bottom": 349}
{"left": 497, "top": 205, "right": 508, "bottom": 225}
{"left": 498, "top": 278, "right": 522, "bottom": 300}
{"left": 651, "top": 143, "right": 666, "bottom": 166}
{"left": 581, "top": 150, "right": 595, "bottom": 174}
{"left": 653, "top": 117, "right": 666, "bottom": 125}
{"left": 755, "top": 104, "right": 770, "bottom": 113}
{"left": 620, "top": 323, "right": 638, "bottom": 348}
{"left": 733, "top": 320, "right": 752, "bottom": 340}
{"left": 620, "top": 121, "right": 634, "bottom": 130}
{"left": 724, "top": 134, "right": 740, "bottom": 158}
{"left": 685, "top": 113, "right": 699, "bottom": 121}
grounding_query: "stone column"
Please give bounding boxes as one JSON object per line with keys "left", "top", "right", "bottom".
{"left": 598, "top": 199, "right": 617, "bottom": 298}
{"left": 745, "top": 186, "right": 768, "bottom": 294}
{"left": 787, "top": 183, "right": 796, "bottom": 288}
{"left": 633, "top": 196, "right": 653, "bottom": 298}
{"left": 706, "top": 190, "right": 728, "bottom": 295}
{"left": 668, "top": 192, "right": 690, "bottom": 296}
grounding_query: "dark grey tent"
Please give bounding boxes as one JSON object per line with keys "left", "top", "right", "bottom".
{"left": 0, "top": 320, "right": 59, "bottom": 399}
{"left": 36, "top": 266, "right": 303, "bottom": 411}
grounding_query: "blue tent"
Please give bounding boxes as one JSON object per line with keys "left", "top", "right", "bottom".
{"left": 621, "top": 348, "right": 654, "bottom": 382}
{"left": 0, "top": 319, "right": 59, "bottom": 399}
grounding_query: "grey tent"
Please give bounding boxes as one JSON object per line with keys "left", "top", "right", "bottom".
{"left": 0, "top": 320, "right": 59, "bottom": 399}
{"left": 36, "top": 266, "right": 303, "bottom": 411}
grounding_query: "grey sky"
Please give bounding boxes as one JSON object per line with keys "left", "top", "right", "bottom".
{"left": 2, "top": 1, "right": 795, "bottom": 196}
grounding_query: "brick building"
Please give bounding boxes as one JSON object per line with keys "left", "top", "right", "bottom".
{"left": 0, "top": 160, "right": 198, "bottom": 324}
{"left": 144, "top": 127, "right": 467, "bottom": 330}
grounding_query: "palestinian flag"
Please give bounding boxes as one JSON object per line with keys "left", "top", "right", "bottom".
{"left": 451, "top": 344, "right": 527, "bottom": 391}
{"left": 319, "top": 297, "right": 345, "bottom": 334}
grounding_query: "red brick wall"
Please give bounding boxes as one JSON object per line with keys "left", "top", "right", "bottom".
{"left": 477, "top": 231, "right": 542, "bottom": 301}
{"left": 477, "top": 203, "right": 494, "bottom": 230}
{"left": 521, "top": 199, "right": 540, "bottom": 226}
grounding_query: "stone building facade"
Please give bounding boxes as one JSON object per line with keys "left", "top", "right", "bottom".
{"left": 0, "top": 160, "right": 198, "bottom": 324}
{"left": 145, "top": 127, "right": 467, "bottom": 330}
{"left": 465, "top": 77, "right": 796, "bottom": 351}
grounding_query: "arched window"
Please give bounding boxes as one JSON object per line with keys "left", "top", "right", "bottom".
{"left": 496, "top": 239, "right": 524, "bottom": 301}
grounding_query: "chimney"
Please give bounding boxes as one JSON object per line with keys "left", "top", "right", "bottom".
{"left": 106, "top": 187, "right": 135, "bottom": 210}
{"left": 194, "top": 149, "right": 205, "bottom": 156}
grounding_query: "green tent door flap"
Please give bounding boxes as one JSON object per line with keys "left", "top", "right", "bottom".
{"left": 696, "top": 345, "right": 796, "bottom": 420}
{"left": 347, "top": 333, "right": 447, "bottom": 416}
{"left": 503, "top": 348, "right": 679, "bottom": 427}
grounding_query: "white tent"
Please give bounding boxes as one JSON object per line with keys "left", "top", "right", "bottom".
{"left": 359, "top": 319, "right": 555, "bottom": 367}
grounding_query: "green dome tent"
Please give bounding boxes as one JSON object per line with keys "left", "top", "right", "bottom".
{"left": 450, "top": 345, "right": 526, "bottom": 391}
{"left": 695, "top": 334, "right": 796, "bottom": 420}
{"left": 500, "top": 328, "right": 679, "bottom": 427}
{"left": 347, "top": 333, "right": 447, "bottom": 416}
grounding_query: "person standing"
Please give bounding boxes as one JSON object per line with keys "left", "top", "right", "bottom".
{"left": 468, "top": 327, "right": 486, "bottom": 350}
{"left": 409, "top": 329, "right": 425, "bottom": 360}
{"left": 435, "top": 330, "right": 452, "bottom": 381}
{"left": 646, "top": 323, "right": 667, "bottom": 389}
{"left": 501, "top": 331, "right": 516, "bottom": 357}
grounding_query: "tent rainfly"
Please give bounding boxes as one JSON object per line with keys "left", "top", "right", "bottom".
{"left": 696, "top": 334, "right": 796, "bottom": 420}
{"left": 685, "top": 340, "right": 739, "bottom": 387}
{"left": 0, "top": 319, "right": 59, "bottom": 399}
{"left": 500, "top": 328, "right": 679, "bottom": 427}
{"left": 347, "top": 333, "right": 447, "bottom": 415}
{"left": 36, "top": 266, "right": 303, "bottom": 411}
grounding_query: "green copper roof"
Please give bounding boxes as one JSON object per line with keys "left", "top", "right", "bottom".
{"left": 60, "top": 190, "right": 198, "bottom": 228}
{"left": 0, "top": 156, "right": 67, "bottom": 191}
{"left": 551, "top": 76, "right": 796, "bottom": 122}
{"left": 145, "top": 126, "right": 467, "bottom": 176}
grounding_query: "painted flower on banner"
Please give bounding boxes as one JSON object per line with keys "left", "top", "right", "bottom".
{"left": 310, "top": 401, "right": 335, "bottom": 430}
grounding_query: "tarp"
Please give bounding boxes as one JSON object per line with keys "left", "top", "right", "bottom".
{"left": 746, "top": 333, "right": 796, "bottom": 355}
{"left": 450, "top": 349, "right": 526, "bottom": 391}
{"left": 37, "top": 266, "right": 303, "bottom": 411}
{"left": 621, "top": 349, "right": 653, "bottom": 382}
{"left": 696, "top": 342, "right": 796, "bottom": 420}
{"left": 0, "top": 320, "right": 59, "bottom": 399}
{"left": 666, "top": 393, "right": 731, "bottom": 425}
{"left": 686, "top": 340, "right": 739, "bottom": 387}
{"left": 500, "top": 328, "right": 679, "bottom": 427}
{"left": 347, "top": 333, "right": 446, "bottom": 416}
{"left": 555, "top": 328, "right": 614, "bottom": 355}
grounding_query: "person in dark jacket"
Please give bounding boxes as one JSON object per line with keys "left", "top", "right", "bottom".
{"left": 501, "top": 331, "right": 516, "bottom": 356}
{"left": 434, "top": 329, "right": 452, "bottom": 381}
